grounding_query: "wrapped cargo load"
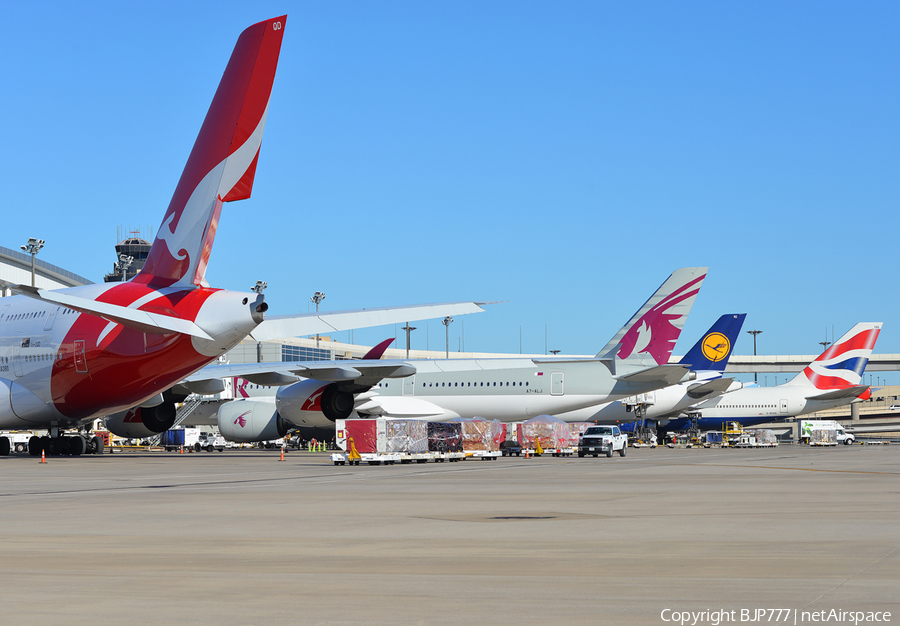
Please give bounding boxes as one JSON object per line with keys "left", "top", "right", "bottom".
{"left": 568, "top": 422, "right": 592, "bottom": 445}
{"left": 746, "top": 429, "right": 778, "bottom": 447}
{"left": 810, "top": 429, "right": 837, "bottom": 446}
{"left": 446, "top": 418, "right": 502, "bottom": 452}
{"left": 385, "top": 420, "right": 428, "bottom": 454}
{"left": 427, "top": 422, "right": 462, "bottom": 453}
{"left": 522, "top": 415, "right": 571, "bottom": 449}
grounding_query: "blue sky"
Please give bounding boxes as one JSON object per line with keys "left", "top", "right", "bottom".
{"left": 2, "top": 2, "right": 898, "bottom": 381}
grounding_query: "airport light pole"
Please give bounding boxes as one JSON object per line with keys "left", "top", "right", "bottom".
{"left": 20, "top": 237, "right": 44, "bottom": 288}
{"left": 819, "top": 341, "right": 831, "bottom": 353}
{"left": 401, "top": 323, "right": 416, "bottom": 359}
{"left": 442, "top": 316, "right": 453, "bottom": 358}
{"left": 747, "top": 329, "right": 762, "bottom": 383}
{"left": 550, "top": 350, "right": 561, "bottom": 355}
{"left": 116, "top": 253, "right": 134, "bottom": 281}
{"left": 311, "top": 291, "right": 325, "bottom": 349}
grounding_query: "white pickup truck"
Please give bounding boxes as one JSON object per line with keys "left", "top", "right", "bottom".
{"left": 578, "top": 425, "right": 628, "bottom": 458}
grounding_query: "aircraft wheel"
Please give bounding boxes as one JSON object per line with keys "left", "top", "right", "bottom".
{"left": 92, "top": 436, "right": 105, "bottom": 455}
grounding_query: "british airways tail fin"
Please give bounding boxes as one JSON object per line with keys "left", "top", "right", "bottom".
{"left": 678, "top": 314, "right": 746, "bottom": 371}
{"left": 135, "top": 16, "right": 287, "bottom": 288}
{"left": 786, "top": 322, "right": 882, "bottom": 392}
{"left": 597, "top": 267, "right": 708, "bottom": 368}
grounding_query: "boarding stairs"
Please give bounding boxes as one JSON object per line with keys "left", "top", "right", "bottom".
{"left": 147, "top": 395, "right": 205, "bottom": 446}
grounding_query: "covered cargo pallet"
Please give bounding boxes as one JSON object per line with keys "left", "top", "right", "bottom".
{"left": 427, "top": 422, "right": 463, "bottom": 453}
{"left": 522, "top": 415, "right": 574, "bottom": 454}
{"left": 745, "top": 429, "right": 778, "bottom": 447}
{"left": 810, "top": 429, "right": 838, "bottom": 446}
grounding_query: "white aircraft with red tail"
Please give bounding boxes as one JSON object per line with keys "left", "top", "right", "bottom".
{"left": 0, "top": 16, "right": 485, "bottom": 456}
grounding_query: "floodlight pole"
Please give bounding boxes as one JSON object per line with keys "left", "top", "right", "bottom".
{"left": 401, "top": 324, "right": 416, "bottom": 359}
{"left": 311, "top": 291, "right": 325, "bottom": 348}
{"left": 442, "top": 316, "right": 453, "bottom": 359}
{"left": 20, "top": 238, "right": 45, "bottom": 288}
{"left": 747, "top": 329, "right": 762, "bottom": 382}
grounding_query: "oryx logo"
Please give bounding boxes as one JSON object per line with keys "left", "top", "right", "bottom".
{"left": 234, "top": 410, "right": 251, "bottom": 428}
{"left": 617, "top": 273, "right": 705, "bottom": 364}
{"left": 701, "top": 332, "right": 730, "bottom": 362}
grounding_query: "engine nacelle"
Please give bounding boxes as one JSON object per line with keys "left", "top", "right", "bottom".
{"left": 218, "top": 399, "right": 288, "bottom": 443}
{"left": 105, "top": 403, "right": 177, "bottom": 438}
{"left": 276, "top": 380, "right": 354, "bottom": 427}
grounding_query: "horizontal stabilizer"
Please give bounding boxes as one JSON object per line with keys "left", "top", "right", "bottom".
{"left": 686, "top": 377, "right": 735, "bottom": 399}
{"left": 251, "top": 301, "right": 489, "bottom": 341}
{"left": 615, "top": 364, "right": 690, "bottom": 385}
{"left": 11, "top": 284, "right": 213, "bottom": 340}
{"left": 806, "top": 385, "right": 869, "bottom": 401}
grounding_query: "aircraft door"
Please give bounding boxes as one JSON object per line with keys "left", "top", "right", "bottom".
{"left": 74, "top": 339, "right": 88, "bottom": 374}
{"left": 402, "top": 375, "right": 415, "bottom": 396}
{"left": 779, "top": 399, "right": 788, "bottom": 414}
{"left": 43, "top": 306, "right": 59, "bottom": 331}
{"left": 551, "top": 372, "right": 564, "bottom": 396}
{"left": 13, "top": 347, "right": 23, "bottom": 377}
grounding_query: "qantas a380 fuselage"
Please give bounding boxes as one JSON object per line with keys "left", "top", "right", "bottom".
{"left": 0, "top": 282, "right": 263, "bottom": 430}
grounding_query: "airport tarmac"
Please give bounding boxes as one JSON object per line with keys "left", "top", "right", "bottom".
{"left": 1, "top": 446, "right": 897, "bottom": 625}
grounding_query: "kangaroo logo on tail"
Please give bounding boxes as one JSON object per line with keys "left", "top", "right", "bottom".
{"left": 135, "top": 16, "right": 286, "bottom": 288}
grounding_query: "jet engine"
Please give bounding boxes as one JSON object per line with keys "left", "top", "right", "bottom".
{"left": 217, "top": 399, "right": 289, "bottom": 443}
{"left": 275, "top": 380, "right": 355, "bottom": 427}
{"left": 104, "top": 389, "right": 189, "bottom": 438}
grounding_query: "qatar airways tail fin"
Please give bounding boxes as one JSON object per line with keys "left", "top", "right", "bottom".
{"left": 135, "top": 16, "right": 287, "bottom": 288}
{"left": 786, "top": 323, "right": 881, "bottom": 397}
{"left": 678, "top": 314, "right": 746, "bottom": 371}
{"left": 597, "top": 267, "right": 708, "bottom": 371}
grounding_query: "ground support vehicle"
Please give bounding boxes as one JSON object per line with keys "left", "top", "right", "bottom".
{"left": 433, "top": 451, "right": 465, "bottom": 462}
{"left": 399, "top": 452, "right": 436, "bottom": 464}
{"left": 331, "top": 452, "right": 402, "bottom": 466}
{"left": 800, "top": 420, "right": 855, "bottom": 445}
{"left": 578, "top": 425, "right": 628, "bottom": 458}
{"left": 160, "top": 428, "right": 203, "bottom": 452}
{"left": 1, "top": 431, "right": 34, "bottom": 454}
{"left": 499, "top": 440, "right": 522, "bottom": 456}
{"left": 467, "top": 450, "right": 501, "bottom": 460}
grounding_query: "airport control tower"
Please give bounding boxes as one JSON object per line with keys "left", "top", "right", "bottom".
{"left": 103, "top": 227, "right": 152, "bottom": 282}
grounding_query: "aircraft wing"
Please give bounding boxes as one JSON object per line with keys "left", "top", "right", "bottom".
{"left": 806, "top": 386, "right": 870, "bottom": 401}
{"left": 250, "top": 301, "right": 489, "bottom": 341}
{"left": 614, "top": 364, "right": 691, "bottom": 385}
{"left": 685, "top": 377, "right": 736, "bottom": 399}
{"left": 179, "top": 358, "right": 416, "bottom": 394}
{"left": 11, "top": 284, "right": 214, "bottom": 340}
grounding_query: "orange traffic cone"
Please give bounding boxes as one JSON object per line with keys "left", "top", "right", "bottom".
{"left": 180, "top": 446, "right": 184, "bottom": 454}
{"left": 279, "top": 447, "right": 285, "bottom": 461}
{"left": 40, "top": 448, "right": 46, "bottom": 464}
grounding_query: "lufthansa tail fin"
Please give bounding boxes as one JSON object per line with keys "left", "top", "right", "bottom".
{"left": 597, "top": 267, "right": 708, "bottom": 369}
{"left": 678, "top": 314, "right": 746, "bottom": 371}
{"left": 785, "top": 322, "right": 882, "bottom": 392}
{"left": 135, "top": 16, "right": 287, "bottom": 288}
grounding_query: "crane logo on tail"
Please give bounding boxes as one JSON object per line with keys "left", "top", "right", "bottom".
{"left": 701, "top": 332, "right": 731, "bottom": 362}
